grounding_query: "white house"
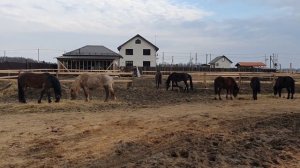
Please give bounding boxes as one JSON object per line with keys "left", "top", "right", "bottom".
{"left": 118, "top": 34, "right": 159, "bottom": 67}
{"left": 209, "top": 55, "right": 233, "bottom": 68}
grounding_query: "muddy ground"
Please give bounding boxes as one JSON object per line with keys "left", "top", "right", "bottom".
{"left": 0, "top": 77, "right": 299, "bottom": 168}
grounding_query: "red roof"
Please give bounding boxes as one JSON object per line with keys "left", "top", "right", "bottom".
{"left": 236, "top": 62, "right": 266, "bottom": 67}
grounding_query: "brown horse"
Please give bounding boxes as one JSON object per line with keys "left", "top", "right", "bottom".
{"left": 18, "top": 72, "right": 62, "bottom": 103}
{"left": 155, "top": 70, "right": 162, "bottom": 89}
{"left": 214, "top": 76, "right": 239, "bottom": 100}
{"left": 274, "top": 76, "right": 295, "bottom": 99}
{"left": 70, "top": 73, "right": 116, "bottom": 102}
{"left": 166, "top": 72, "right": 193, "bottom": 92}
{"left": 250, "top": 77, "right": 261, "bottom": 100}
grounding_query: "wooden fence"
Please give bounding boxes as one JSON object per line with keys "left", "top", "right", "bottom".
{"left": 0, "top": 69, "right": 299, "bottom": 89}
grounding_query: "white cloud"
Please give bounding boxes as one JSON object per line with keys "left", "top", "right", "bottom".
{"left": 0, "top": 0, "right": 212, "bottom": 33}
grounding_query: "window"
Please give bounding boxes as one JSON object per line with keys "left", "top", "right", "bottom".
{"left": 222, "top": 57, "right": 225, "bottom": 62}
{"left": 216, "top": 63, "right": 219, "bottom": 66}
{"left": 135, "top": 39, "right": 141, "bottom": 44}
{"left": 143, "top": 49, "right": 151, "bottom": 55}
{"left": 125, "top": 61, "right": 133, "bottom": 67}
{"left": 143, "top": 61, "right": 150, "bottom": 67}
{"left": 126, "top": 49, "right": 133, "bottom": 55}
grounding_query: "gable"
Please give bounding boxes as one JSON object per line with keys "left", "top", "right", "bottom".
{"left": 118, "top": 34, "right": 159, "bottom": 51}
{"left": 209, "top": 55, "right": 233, "bottom": 64}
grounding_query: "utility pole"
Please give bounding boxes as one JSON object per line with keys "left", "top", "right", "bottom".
{"left": 171, "top": 56, "right": 174, "bottom": 65}
{"left": 264, "top": 54, "right": 268, "bottom": 66}
{"left": 195, "top": 53, "right": 198, "bottom": 65}
{"left": 209, "top": 54, "right": 212, "bottom": 62}
{"left": 38, "top": 48, "right": 40, "bottom": 62}
{"left": 162, "top": 52, "right": 164, "bottom": 64}
{"left": 269, "top": 55, "right": 272, "bottom": 69}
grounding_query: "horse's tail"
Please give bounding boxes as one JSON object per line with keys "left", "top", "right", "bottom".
{"left": 291, "top": 78, "right": 295, "bottom": 94}
{"left": 188, "top": 74, "right": 193, "bottom": 90}
{"left": 17, "top": 77, "right": 25, "bottom": 102}
{"left": 257, "top": 79, "right": 261, "bottom": 93}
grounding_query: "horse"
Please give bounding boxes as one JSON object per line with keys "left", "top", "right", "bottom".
{"left": 18, "top": 72, "right": 62, "bottom": 103}
{"left": 155, "top": 70, "right": 162, "bottom": 89}
{"left": 166, "top": 72, "right": 193, "bottom": 92}
{"left": 70, "top": 73, "right": 116, "bottom": 102}
{"left": 273, "top": 76, "right": 295, "bottom": 99}
{"left": 250, "top": 77, "right": 261, "bottom": 100}
{"left": 214, "top": 76, "right": 239, "bottom": 100}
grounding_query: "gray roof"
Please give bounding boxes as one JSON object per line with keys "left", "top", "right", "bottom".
{"left": 118, "top": 34, "right": 159, "bottom": 51}
{"left": 60, "top": 45, "right": 122, "bottom": 58}
{"left": 209, "top": 55, "right": 233, "bottom": 64}
{"left": 57, "top": 56, "right": 119, "bottom": 60}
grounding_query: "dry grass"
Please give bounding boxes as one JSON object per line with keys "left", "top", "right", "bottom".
{"left": 0, "top": 78, "right": 299, "bottom": 167}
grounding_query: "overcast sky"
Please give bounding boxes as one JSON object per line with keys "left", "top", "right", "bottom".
{"left": 0, "top": 0, "right": 299, "bottom": 68}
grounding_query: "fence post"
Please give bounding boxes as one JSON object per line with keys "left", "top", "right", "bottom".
{"left": 272, "top": 73, "right": 276, "bottom": 85}
{"left": 238, "top": 73, "right": 242, "bottom": 87}
{"left": 203, "top": 72, "right": 207, "bottom": 88}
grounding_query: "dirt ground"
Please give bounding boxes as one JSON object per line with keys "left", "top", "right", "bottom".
{"left": 0, "top": 78, "right": 299, "bottom": 168}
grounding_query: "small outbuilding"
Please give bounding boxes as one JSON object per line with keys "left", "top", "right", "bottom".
{"left": 209, "top": 55, "right": 233, "bottom": 68}
{"left": 57, "top": 45, "right": 122, "bottom": 71}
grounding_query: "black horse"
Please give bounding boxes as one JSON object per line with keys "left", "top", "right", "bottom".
{"left": 18, "top": 72, "right": 62, "bottom": 103}
{"left": 166, "top": 72, "right": 193, "bottom": 92}
{"left": 214, "top": 76, "right": 239, "bottom": 100}
{"left": 250, "top": 77, "right": 261, "bottom": 100}
{"left": 155, "top": 70, "right": 162, "bottom": 89}
{"left": 274, "top": 76, "right": 295, "bottom": 99}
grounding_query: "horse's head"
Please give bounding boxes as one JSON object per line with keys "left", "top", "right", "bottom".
{"left": 233, "top": 85, "right": 239, "bottom": 97}
{"left": 70, "top": 87, "right": 78, "bottom": 100}
{"left": 166, "top": 80, "right": 170, "bottom": 90}
{"left": 55, "top": 94, "right": 61, "bottom": 102}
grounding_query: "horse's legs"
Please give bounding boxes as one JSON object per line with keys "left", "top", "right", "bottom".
{"left": 278, "top": 89, "right": 282, "bottom": 98}
{"left": 253, "top": 90, "right": 257, "bottom": 100}
{"left": 47, "top": 89, "right": 52, "bottom": 103}
{"left": 226, "top": 89, "right": 229, "bottom": 99}
{"left": 228, "top": 89, "right": 233, "bottom": 100}
{"left": 218, "top": 89, "right": 222, "bottom": 100}
{"left": 82, "top": 87, "right": 90, "bottom": 102}
{"left": 19, "top": 87, "right": 27, "bottom": 103}
{"left": 287, "top": 88, "right": 290, "bottom": 99}
{"left": 184, "top": 80, "right": 189, "bottom": 92}
{"left": 103, "top": 85, "right": 109, "bottom": 102}
{"left": 38, "top": 89, "right": 46, "bottom": 103}
{"left": 109, "top": 85, "right": 116, "bottom": 100}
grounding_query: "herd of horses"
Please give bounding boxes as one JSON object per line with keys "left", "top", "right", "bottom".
{"left": 16, "top": 71, "right": 295, "bottom": 103}
{"left": 156, "top": 71, "right": 295, "bottom": 100}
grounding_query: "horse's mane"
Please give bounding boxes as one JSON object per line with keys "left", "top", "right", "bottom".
{"left": 47, "top": 74, "right": 61, "bottom": 96}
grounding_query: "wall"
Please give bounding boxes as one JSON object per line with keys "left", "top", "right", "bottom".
{"left": 119, "top": 37, "right": 157, "bottom": 67}
{"left": 215, "top": 59, "right": 232, "bottom": 68}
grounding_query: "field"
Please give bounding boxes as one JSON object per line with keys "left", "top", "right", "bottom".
{"left": 0, "top": 77, "right": 299, "bottom": 168}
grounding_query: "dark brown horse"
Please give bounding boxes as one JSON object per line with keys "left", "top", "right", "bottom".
{"left": 166, "top": 72, "right": 193, "bottom": 92}
{"left": 274, "top": 76, "right": 295, "bottom": 99}
{"left": 18, "top": 72, "right": 62, "bottom": 103}
{"left": 155, "top": 70, "right": 162, "bottom": 89}
{"left": 214, "top": 76, "right": 239, "bottom": 100}
{"left": 250, "top": 77, "right": 261, "bottom": 100}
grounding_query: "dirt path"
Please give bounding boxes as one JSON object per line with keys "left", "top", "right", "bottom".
{"left": 0, "top": 97, "right": 299, "bottom": 167}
